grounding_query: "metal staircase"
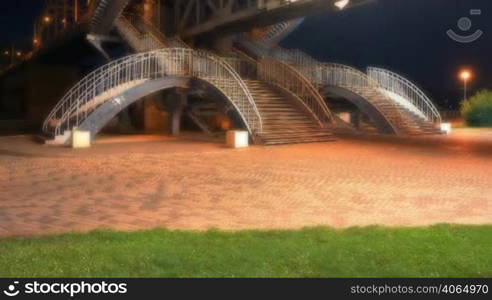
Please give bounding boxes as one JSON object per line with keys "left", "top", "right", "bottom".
{"left": 367, "top": 67, "right": 442, "bottom": 134}
{"left": 43, "top": 10, "right": 337, "bottom": 146}
{"left": 42, "top": 49, "right": 262, "bottom": 142}
{"left": 116, "top": 14, "right": 334, "bottom": 144}
{"left": 258, "top": 18, "right": 305, "bottom": 46}
{"left": 237, "top": 38, "right": 442, "bottom": 135}
{"left": 245, "top": 80, "right": 334, "bottom": 144}
{"left": 114, "top": 15, "right": 188, "bottom": 52}
{"left": 90, "top": 0, "right": 131, "bottom": 36}
{"left": 316, "top": 63, "right": 405, "bottom": 134}
{"left": 224, "top": 54, "right": 335, "bottom": 144}
{"left": 118, "top": 12, "right": 336, "bottom": 144}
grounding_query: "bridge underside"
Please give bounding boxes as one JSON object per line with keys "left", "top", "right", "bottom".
{"left": 88, "top": 0, "right": 374, "bottom": 41}
{"left": 180, "top": 0, "right": 373, "bottom": 39}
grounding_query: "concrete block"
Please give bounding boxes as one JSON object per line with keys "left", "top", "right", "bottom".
{"left": 440, "top": 123, "right": 452, "bottom": 134}
{"left": 226, "top": 130, "right": 249, "bottom": 148}
{"left": 338, "top": 112, "right": 351, "bottom": 123}
{"left": 72, "top": 130, "right": 91, "bottom": 148}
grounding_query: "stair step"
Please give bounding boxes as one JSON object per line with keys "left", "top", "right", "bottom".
{"left": 243, "top": 79, "right": 335, "bottom": 145}
{"left": 262, "top": 136, "right": 336, "bottom": 145}
{"left": 260, "top": 132, "right": 333, "bottom": 138}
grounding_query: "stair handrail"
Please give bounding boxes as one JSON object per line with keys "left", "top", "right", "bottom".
{"left": 43, "top": 52, "right": 148, "bottom": 135}
{"left": 262, "top": 43, "right": 405, "bottom": 130}
{"left": 315, "top": 62, "right": 405, "bottom": 132}
{"left": 221, "top": 55, "right": 259, "bottom": 79}
{"left": 257, "top": 56, "right": 334, "bottom": 126}
{"left": 259, "top": 18, "right": 305, "bottom": 45}
{"left": 367, "top": 67, "right": 442, "bottom": 124}
{"left": 43, "top": 48, "right": 262, "bottom": 136}
{"left": 117, "top": 14, "right": 191, "bottom": 51}
{"left": 236, "top": 38, "right": 406, "bottom": 132}
{"left": 317, "top": 63, "right": 378, "bottom": 87}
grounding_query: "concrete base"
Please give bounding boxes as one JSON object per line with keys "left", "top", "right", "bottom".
{"left": 440, "top": 123, "right": 452, "bottom": 135}
{"left": 226, "top": 130, "right": 249, "bottom": 148}
{"left": 42, "top": 130, "right": 71, "bottom": 146}
{"left": 338, "top": 112, "right": 351, "bottom": 123}
{"left": 72, "top": 130, "right": 91, "bottom": 148}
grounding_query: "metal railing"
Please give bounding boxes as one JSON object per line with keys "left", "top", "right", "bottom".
{"left": 224, "top": 51, "right": 333, "bottom": 126}
{"left": 258, "top": 57, "right": 334, "bottom": 125}
{"left": 240, "top": 39, "right": 404, "bottom": 131}
{"left": 315, "top": 63, "right": 380, "bottom": 89}
{"left": 258, "top": 0, "right": 309, "bottom": 10}
{"left": 138, "top": 14, "right": 190, "bottom": 49}
{"left": 43, "top": 48, "right": 262, "bottom": 136}
{"left": 237, "top": 39, "right": 405, "bottom": 131}
{"left": 222, "top": 56, "right": 259, "bottom": 80}
{"left": 119, "top": 14, "right": 189, "bottom": 50}
{"left": 259, "top": 18, "right": 305, "bottom": 45}
{"left": 313, "top": 63, "right": 404, "bottom": 131}
{"left": 367, "top": 67, "right": 442, "bottom": 124}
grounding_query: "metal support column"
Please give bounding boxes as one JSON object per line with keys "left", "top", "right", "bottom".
{"left": 169, "top": 88, "right": 188, "bottom": 136}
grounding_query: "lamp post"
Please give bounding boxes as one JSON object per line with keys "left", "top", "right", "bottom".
{"left": 460, "top": 70, "right": 471, "bottom": 101}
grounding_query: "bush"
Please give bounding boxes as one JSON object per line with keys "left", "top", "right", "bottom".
{"left": 460, "top": 90, "right": 492, "bottom": 127}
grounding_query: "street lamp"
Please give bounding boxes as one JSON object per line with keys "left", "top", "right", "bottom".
{"left": 460, "top": 70, "right": 472, "bottom": 101}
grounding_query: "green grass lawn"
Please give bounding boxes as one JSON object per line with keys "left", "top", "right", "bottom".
{"left": 0, "top": 225, "right": 491, "bottom": 277}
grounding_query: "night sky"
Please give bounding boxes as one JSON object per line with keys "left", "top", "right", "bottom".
{"left": 1, "top": 0, "right": 492, "bottom": 109}
{"left": 284, "top": 0, "right": 492, "bottom": 108}
{"left": 0, "top": 1, "right": 44, "bottom": 45}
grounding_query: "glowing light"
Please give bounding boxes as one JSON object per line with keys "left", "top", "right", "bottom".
{"left": 459, "top": 69, "right": 472, "bottom": 101}
{"left": 460, "top": 70, "right": 471, "bottom": 81}
{"left": 44, "top": 16, "right": 51, "bottom": 23}
{"left": 335, "top": 0, "right": 350, "bottom": 9}
{"left": 16, "top": 51, "right": 22, "bottom": 57}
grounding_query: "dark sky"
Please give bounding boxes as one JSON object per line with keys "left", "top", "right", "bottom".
{"left": 1, "top": 0, "right": 492, "bottom": 108}
{"left": 0, "top": 0, "right": 44, "bottom": 46}
{"left": 284, "top": 0, "right": 492, "bottom": 108}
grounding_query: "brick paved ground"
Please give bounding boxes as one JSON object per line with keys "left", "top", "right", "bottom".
{"left": 0, "top": 130, "right": 491, "bottom": 237}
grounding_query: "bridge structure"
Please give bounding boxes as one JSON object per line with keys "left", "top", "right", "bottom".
{"left": 1, "top": 0, "right": 95, "bottom": 71}
{"left": 18, "top": 0, "right": 442, "bottom": 145}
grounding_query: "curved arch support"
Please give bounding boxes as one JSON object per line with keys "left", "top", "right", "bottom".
{"left": 77, "top": 77, "right": 254, "bottom": 140}
{"left": 321, "top": 86, "right": 399, "bottom": 135}
{"left": 44, "top": 48, "right": 263, "bottom": 138}
{"left": 79, "top": 77, "right": 188, "bottom": 136}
